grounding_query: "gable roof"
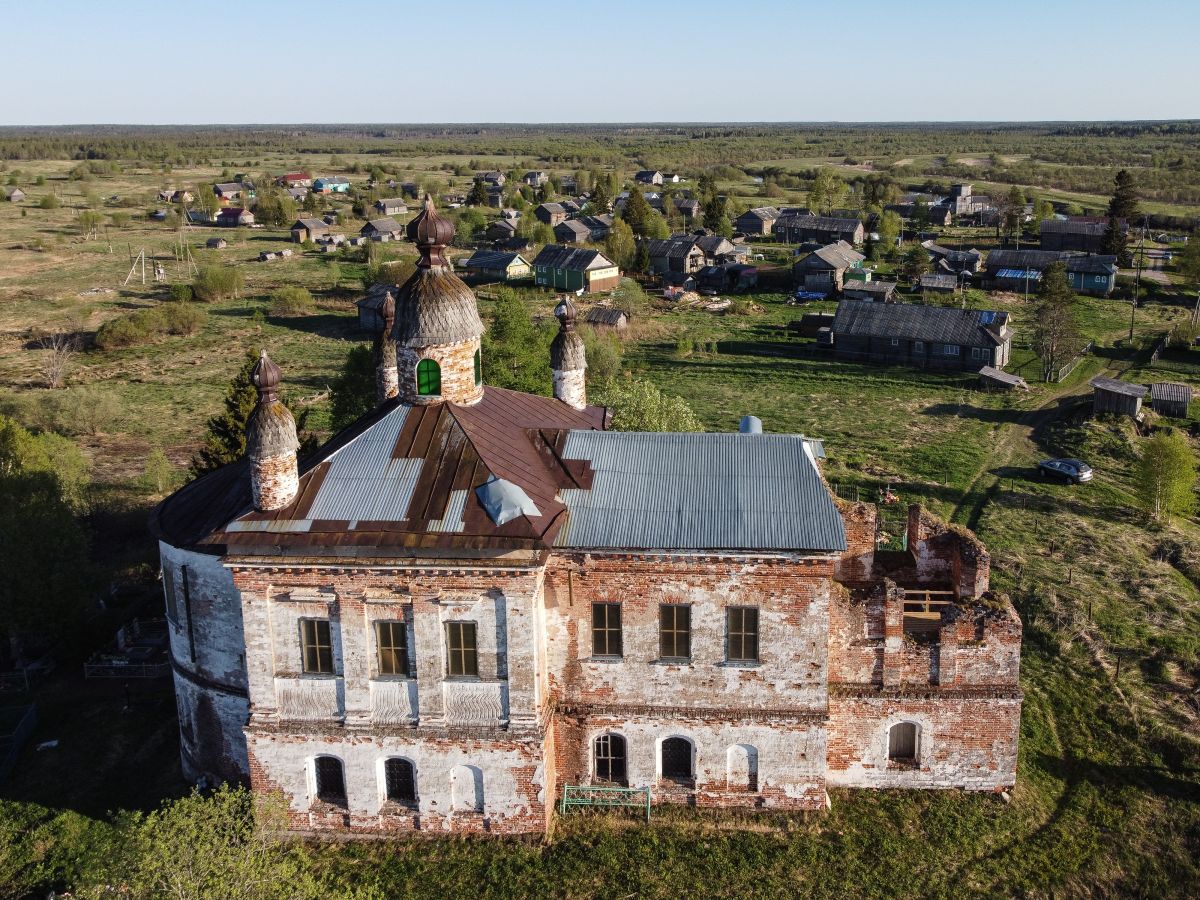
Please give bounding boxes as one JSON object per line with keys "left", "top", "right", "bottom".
{"left": 1151, "top": 382, "right": 1191, "bottom": 404}
{"left": 737, "top": 206, "right": 781, "bottom": 222}
{"left": 986, "top": 249, "right": 1118, "bottom": 275}
{"left": 532, "top": 245, "right": 615, "bottom": 271}
{"left": 797, "top": 241, "right": 864, "bottom": 270}
{"left": 1040, "top": 218, "right": 1109, "bottom": 236}
{"left": 464, "top": 250, "right": 528, "bottom": 270}
{"left": 214, "top": 182, "right": 241, "bottom": 193}
{"left": 362, "top": 217, "right": 403, "bottom": 234}
{"left": 555, "top": 220, "right": 592, "bottom": 238}
{"left": 585, "top": 306, "right": 629, "bottom": 326}
{"left": 1089, "top": 376, "right": 1148, "bottom": 398}
{"left": 554, "top": 431, "right": 846, "bottom": 552}
{"left": 832, "top": 298, "right": 1008, "bottom": 346}
{"left": 775, "top": 214, "right": 862, "bottom": 232}
{"left": 537, "top": 202, "right": 567, "bottom": 215}
{"left": 292, "top": 217, "right": 328, "bottom": 231}
{"left": 646, "top": 237, "right": 703, "bottom": 259}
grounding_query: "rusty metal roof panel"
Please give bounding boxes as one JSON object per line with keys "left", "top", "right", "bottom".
{"left": 555, "top": 431, "right": 846, "bottom": 552}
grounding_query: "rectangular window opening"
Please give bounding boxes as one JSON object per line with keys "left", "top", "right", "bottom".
{"left": 726, "top": 607, "right": 760, "bottom": 663}
{"left": 376, "top": 620, "right": 410, "bottom": 677}
{"left": 591, "top": 603, "right": 623, "bottom": 657}
{"left": 659, "top": 604, "right": 691, "bottom": 661}
{"left": 446, "top": 622, "right": 479, "bottom": 678}
{"left": 300, "top": 618, "right": 334, "bottom": 675}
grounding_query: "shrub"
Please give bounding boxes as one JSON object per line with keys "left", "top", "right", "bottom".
{"left": 94, "top": 315, "right": 152, "bottom": 350}
{"left": 160, "top": 302, "right": 206, "bottom": 336}
{"left": 193, "top": 265, "right": 243, "bottom": 302}
{"left": 55, "top": 384, "right": 123, "bottom": 437}
{"left": 38, "top": 194, "right": 60, "bottom": 209}
{"left": 168, "top": 283, "right": 194, "bottom": 303}
{"left": 94, "top": 303, "right": 202, "bottom": 349}
{"left": 270, "top": 286, "right": 314, "bottom": 317}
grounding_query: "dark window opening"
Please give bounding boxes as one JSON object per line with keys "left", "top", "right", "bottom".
{"left": 473, "top": 348, "right": 482, "bottom": 386}
{"left": 315, "top": 755, "right": 346, "bottom": 802}
{"left": 888, "top": 722, "right": 918, "bottom": 762}
{"left": 384, "top": 757, "right": 417, "bottom": 804}
{"left": 661, "top": 737, "right": 693, "bottom": 781}
{"left": 300, "top": 619, "right": 334, "bottom": 674}
{"left": 659, "top": 605, "right": 691, "bottom": 660}
{"left": 594, "top": 733, "right": 627, "bottom": 784}
{"left": 726, "top": 607, "right": 759, "bottom": 663}
{"left": 446, "top": 622, "right": 478, "bottom": 678}
{"left": 591, "top": 603, "right": 623, "bottom": 657}
{"left": 376, "top": 620, "right": 409, "bottom": 677}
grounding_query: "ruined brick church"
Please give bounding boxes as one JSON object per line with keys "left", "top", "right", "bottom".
{"left": 152, "top": 197, "right": 1022, "bottom": 835}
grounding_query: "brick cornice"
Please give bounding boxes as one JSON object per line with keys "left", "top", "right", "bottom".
{"left": 829, "top": 682, "right": 1022, "bottom": 701}
{"left": 557, "top": 702, "right": 827, "bottom": 724}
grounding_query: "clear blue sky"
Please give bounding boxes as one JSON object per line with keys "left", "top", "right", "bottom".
{"left": 6, "top": 0, "right": 1197, "bottom": 125}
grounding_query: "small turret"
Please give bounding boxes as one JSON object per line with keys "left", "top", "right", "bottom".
{"left": 374, "top": 288, "right": 398, "bottom": 404}
{"left": 550, "top": 297, "right": 587, "bottom": 410}
{"left": 246, "top": 350, "right": 299, "bottom": 511}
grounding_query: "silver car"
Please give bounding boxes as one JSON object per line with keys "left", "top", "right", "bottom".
{"left": 1038, "top": 458, "right": 1093, "bottom": 484}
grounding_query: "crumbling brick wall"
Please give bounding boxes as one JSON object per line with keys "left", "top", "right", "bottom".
{"left": 907, "top": 505, "right": 991, "bottom": 599}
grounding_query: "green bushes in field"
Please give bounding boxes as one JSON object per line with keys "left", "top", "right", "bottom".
{"left": 269, "top": 286, "right": 314, "bottom": 317}
{"left": 193, "top": 265, "right": 243, "bottom": 302}
{"left": 93, "top": 303, "right": 206, "bottom": 350}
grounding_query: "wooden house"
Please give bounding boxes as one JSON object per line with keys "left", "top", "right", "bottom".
{"left": 475, "top": 171, "right": 506, "bottom": 187}
{"left": 276, "top": 172, "right": 311, "bottom": 188}
{"left": 361, "top": 217, "right": 404, "bottom": 239}
{"left": 922, "top": 242, "right": 983, "bottom": 274}
{"left": 532, "top": 245, "right": 620, "bottom": 293}
{"left": 535, "top": 203, "right": 569, "bottom": 226}
{"left": 213, "top": 182, "right": 242, "bottom": 202}
{"left": 773, "top": 214, "right": 864, "bottom": 246}
{"left": 216, "top": 207, "right": 254, "bottom": 227}
{"left": 984, "top": 249, "right": 1118, "bottom": 297}
{"left": 463, "top": 250, "right": 532, "bottom": 281}
{"left": 1150, "top": 382, "right": 1192, "bottom": 418}
{"left": 829, "top": 298, "right": 1012, "bottom": 371}
{"left": 792, "top": 241, "right": 866, "bottom": 293}
{"left": 585, "top": 306, "right": 629, "bottom": 330}
{"left": 697, "top": 263, "right": 758, "bottom": 293}
{"left": 647, "top": 237, "right": 706, "bottom": 276}
{"left": 523, "top": 171, "right": 548, "bottom": 187}
{"left": 1040, "top": 218, "right": 1120, "bottom": 254}
{"left": 286, "top": 187, "right": 308, "bottom": 202}
{"left": 635, "top": 170, "right": 663, "bottom": 185}
{"left": 693, "top": 234, "right": 741, "bottom": 265}
{"left": 735, "top": 206, "right": 781, "bottom": 236}
{"left": 312, "top": 177, "right": 350, "bottom": 194}
{"left": 578, "top": 214, "right": 615, "bottom": 241}
{"left": 170, "top": 189, "right": 194, "bottom": 203}
{"left": 920, "top": 273, "right": 958, "bottom": 294}
{"left": 3, "top": 187, "right": 25, "bottom": 202}
{"left": 1090, "top": 376, "right": 1147, "bottom": 418}
{"left": 374, "top": 198, "right": 408, "bottom": 216}
{"left": 290, "top": 218, "right": 330, "bottom": 243}
{"left": 554, "top": 220, "right": 593, "bottom": 244}
{"left": 485, "top": 219, "right": 519, "bottom": 241}
{"left": 356, "top": 284, "right": 395, "bottom": 332}
{"left": 843, "top": 279, "right": 898, "bottom": 302}
{"left": 205, "top": 237, "right": 227, "bottom": 250}
{"left": 674, "top": 198, "right": 701, "bottom": 221}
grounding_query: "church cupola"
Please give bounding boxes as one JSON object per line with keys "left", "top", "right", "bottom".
{"left": 374, "top": 287, "right": 398, "bottom": 404}
{"left": 550, "top": 297, "right": 587, "bottom": 409}
{"left": 392, "top": 195, "right": 485, "bottom": 406}
{"left": 245, "top": 350, "right": 299, "bottom": 512}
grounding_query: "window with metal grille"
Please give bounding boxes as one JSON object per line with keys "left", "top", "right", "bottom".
{"left": 591, "top": 603, "right": 622, "bottom": 657}
{"left": 661, "top": 737, "right": 692, "bottom": 781}
{"left": 888, "top": 722, "right": 918, "bottom": 762}
{"left": 726, "top": 607, "right": 759, "bottom": 663}
{"left": 659, "top": 604, "right": 691, "bottom": 660}
{"left": 594, "top": 733, "right": 627, "bottom": 784}
{"left": 384, "top": 757, "right": 417, "bottom": 804}
{"left": 376, "top": 620, "right": 409, "bottom": 677}
{"left": 446, "top": 621, "right": 478, "bottom": 678}
{"left": 300, "top": 619, "right": 334, "bottom": 674}
{"left": 473, "top": 348, "right": 482, "bottom": 386}
{"left": 416, "top": 358, "right": 441, "bottom": 396}
{"left": 314, "top": 755, "right": 345, "bottom": 802}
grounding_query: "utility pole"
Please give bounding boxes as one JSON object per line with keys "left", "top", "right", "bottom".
{"left": 1129, "top": 216, "right": 1146, "bottom": 344}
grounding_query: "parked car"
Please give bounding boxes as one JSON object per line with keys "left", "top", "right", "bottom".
{"left": 1038, "top": 458, "right": 1093, "bottom": 483}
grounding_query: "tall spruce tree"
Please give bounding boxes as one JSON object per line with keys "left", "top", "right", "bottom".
{"left": 619, "top": 186, "right": 653, "bottom": 237}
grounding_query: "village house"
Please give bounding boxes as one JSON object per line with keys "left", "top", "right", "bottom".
{"left": 151, "top": 197, "right": 1021, "bottom": 837}
{"left": 634, "top": 169, "right": 663, "bottom": 185}
{"left": 485, "top": 219, "right": 519, "bottom": 242}
{"left": 919, "top": 273, "right": 959, "bottom": 295}
{"left": 692, "top": 234, "right": 742, "bottom": 265}
{"left": 313, "top": 177, "right": 351, "bottom": 194}
{"left": 171, "top": 189, "right": 194, "bottom": 203}
{"left": 462, "top": 250, "right": 532, "bottom": 282}
{"left": 773, "top": 214, "right": 864, "bottom": 246}
{"left": 213, "top": 182, "right": 242, "bottom": 202}
{"left": 554, "top": 220, "right": 593, "bottom": 245}
{"left": 354, "top": 283, "right": 396, "bottom": 332}
{"left": 3, "top": 187, "right": 26, "bottom": 202}
{"left": 735, "top": 206, "right": 781, "bottom": 236}
{"left": 577, "top": 214, "right": 615, "bottom": 242}
{"left": 662, "top": 173, "right": 681, "bottom": 184}
{"left": 674, "top": 198, "right": 701, "bottom": 222}
{"left": 584, "top": 306, "right": 629, "bottom": 330}
{"left": 1039, "top": 218, "right": 1122, "bottom": 254}
{"left": 375, "top": 198, "right": 409, "bottom": 217}
{"left": 205, "top": 237, "right": 227, "bottom": 250}
{"left": 216, "top": 207, "right": 254, "bottom": 227}
{"left": 842, "top": 279, "right": 898, "bottom": 303}
{"left": 646, "top": 237, "right": 706, "bottom": 276}
{"left": 535, "top": 203, "right": 569, "bottom": 227}
{"left": 291, "top": 218, "right": 330, "bottom": 243}
{"left": 921, "top": 242, "right": 984, "bottom": 274}
{"left": 828, "top": 299, "right": 1012, "bottom": 371}
{"left": 1090, "top": 376, "right": 1147, "bottom": 418}
{"left": 983, "top": 249, "right": 1118, "bottom": 297}
{"left": 287, "top": 187, "right": 309, "bottom": 202}
{"left": 277, "top": 173, "right": 312, "bottom": 188}
{"left": 475, "top": 171, "right": 506, "bottom": 187}
{"left": 533, "top": 244, "right": 620, "bottom": 294}
{"left": 523, "top": 171, "right": 548, "bottom": 187}
{"left": 361, "top": 218, "right": 405, "bottom": 241}
{"left": 500, "top": 208, "right": 520, "bottom": 221}
{"left": 697, "top": 263, "right": 759, "bottom": 293}
{"left": 793, "top": 241, "right": 866, "bottom": 294}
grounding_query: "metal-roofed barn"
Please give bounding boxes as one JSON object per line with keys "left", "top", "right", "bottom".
{"left": 1150, "top": 382, "right": 1191, "bottom": 418}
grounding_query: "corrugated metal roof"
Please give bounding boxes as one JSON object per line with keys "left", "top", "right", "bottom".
{"left": 555, "top": 432, "right": 846, "bottom": 552}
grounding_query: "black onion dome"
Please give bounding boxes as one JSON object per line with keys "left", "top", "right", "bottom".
{"left": 407, "top": 193, "right": 456, "bottom": 267}
{"left": 246, "top": 350, "right": 299, "bottom": 460}
{"left": 392, "top": 266, "right": 485, "bottom": 347}
{"left": 550, "top": 298, "right": 586, "bottom": 371}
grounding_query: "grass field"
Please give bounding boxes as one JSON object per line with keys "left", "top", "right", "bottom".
{"left": 1, "top": 137, "right": 1199, "bottom": 897}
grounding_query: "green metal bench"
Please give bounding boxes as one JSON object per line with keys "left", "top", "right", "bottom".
{"left": 559, "top": 784, "right": 651, "bottom": 822}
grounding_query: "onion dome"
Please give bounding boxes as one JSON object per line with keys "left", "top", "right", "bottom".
{"left": 246, "top": 350, "right": 299, "bottom": 460}
{"left": 550, "top": 297, "right": 586, "bottom": 371}
{"left": 392, "top": 197, "right": 484, "bottom": 348}
{"left": 406, "top": 193, "right": 456, "bottom": 269}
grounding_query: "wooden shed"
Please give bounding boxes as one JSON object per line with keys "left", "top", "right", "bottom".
{"left": 1150, "top": 382, "right": 1192, "bottom": 418}
{"left": 978, "top": 366, "right": 1029, "bottom": 391}
{"left": 585, "top": 306, "right": 629, "bottom": 330}
{"left": 1089, "top": 376, "right": 1148, "bottom": 418}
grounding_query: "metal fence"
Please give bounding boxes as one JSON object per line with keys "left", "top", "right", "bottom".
{"left": 559, "top": 784, "right": 652, "bottom": 822}
{"left": 0, "top": 704, "right": 37, "bottom": 785}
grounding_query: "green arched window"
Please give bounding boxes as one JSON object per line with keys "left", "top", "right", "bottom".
{"left": 416, "top": 358, "right": 441, "bottom": 396}
{"left": 473, "top": 348, "right": 482, "bottom": 386}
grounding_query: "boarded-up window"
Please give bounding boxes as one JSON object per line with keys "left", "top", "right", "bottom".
{"left": 726, "top": 744, "right": 759, "bottom": 791}
{"left": 888, "top": 722, "right": 918, "bottom": 762}
{"left": 451, "top": 765, "right": 483, "bottom": 811}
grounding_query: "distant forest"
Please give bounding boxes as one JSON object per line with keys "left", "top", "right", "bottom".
{"left": 2, "top": 122, "right": 1199, "bottom": 208}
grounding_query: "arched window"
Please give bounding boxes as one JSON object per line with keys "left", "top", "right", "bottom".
{"left": 473, "top": 348, "right": 482, "bottom": 386}
{"left": 384, "top": 757, "right": 417, "bottom": 804}
{"left": 450, "top": 764, "right": 483, "bottom": 812}
{"left": 888, "top": 722, "right": 919, "bottom": 762}
{"left": 594, "top": 733, "right": 627, "bottom": 784}
{"left": 661, "top": 737, "right": 693, "bottom": 782}
{"left": 416, "top": 358, "right": 441, "bottom": 396}
{"left": 314, "top": 755, "right": 346, "bottom": 803}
